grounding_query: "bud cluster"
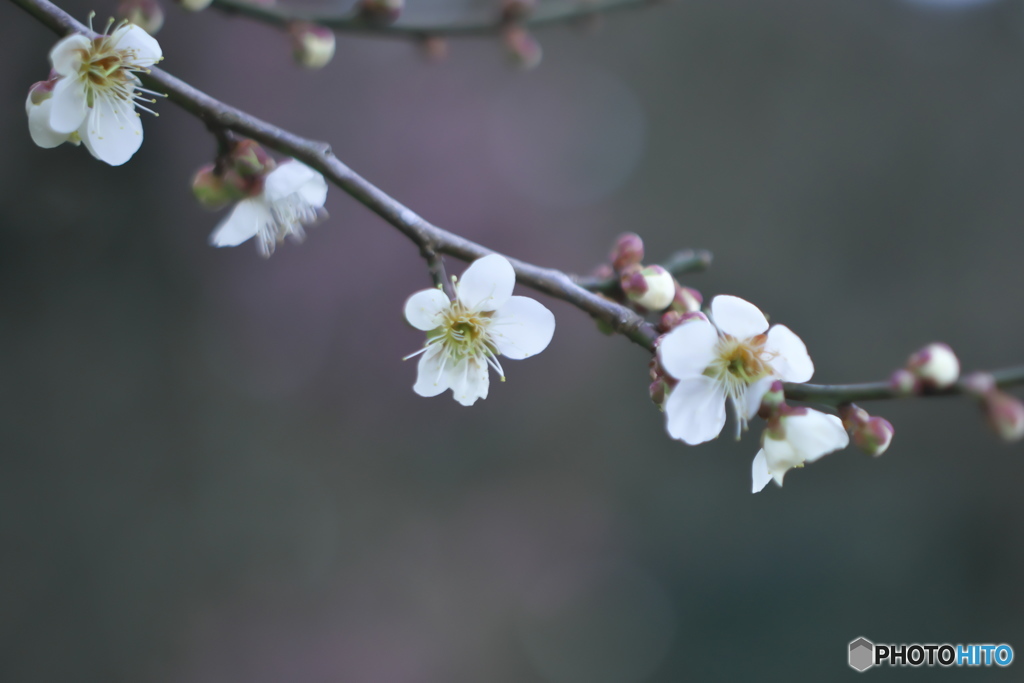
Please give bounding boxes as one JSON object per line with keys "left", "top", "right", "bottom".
{"left": 892, "top": 342, "right": 961, "bottom": 393}
{"left": 962, "top": 373, "right": 1024, "bottom": 443}
{"left": 602, "top": 233, "right": 704, "bottom": 329}
{"left": 839, "top": 404, "right": 895, "bottom": 457}
{"left": 192, "top": 139, "right": 276, "bottom": 209}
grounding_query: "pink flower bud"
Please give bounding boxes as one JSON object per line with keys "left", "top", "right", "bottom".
{"left": 961, "top": 371, "right": 996, "bottom": 397}
{"left": 906, "top": 342, "right": 960, "bottom": 390}
{"left": 670, "top": 285, "right": 703, "bottom": 314}
{"left": 610, "top": 232, "right": 644, "bottom": 272}
{"left": 228, "top": 140, "right": 275, "bottom": 179}
{"left": 191, "top": 164, "right": 245, "bottom": 209}
{"left": 624, "top": 265, "right": 675, "bottom": 311}
{"left": 502, "top": 26, "right": 542, "bottom": 70}
{"left": 840, "top": 404, "right": 894, "bottom": 456}
{"left": 289, "top": 22, "right": 335, "bottom": 69}
{"left": 889, "top": 368, "right": 917, "bottom": 395}
{"left": 118, "top": 0, "right": 164, "bottom": 34}
{"left": 982, "top": 391, "right": 1024, "bottom": 443}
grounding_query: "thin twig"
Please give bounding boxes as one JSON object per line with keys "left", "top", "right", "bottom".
{"left": 575, "top": 248, "right": 713, "bottom": 294}
{"left": 209, "top": 0, "right": 654, "bottom": 38}
{"left": 784, "top": 365, "right": 1024, "bottom": 405}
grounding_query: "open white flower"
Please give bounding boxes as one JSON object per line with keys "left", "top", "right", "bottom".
{"left": 41, "top": 21, "right": 162, "bottom": 166}
{"left": 403, "top": 254, "right": 555, "bottom": 406}
{"left": 751, "top": 409, "right": 849, "bottom": 492}
{"left": 657, "top": 295, "right": 814, "bottom": 445}
{"left": 208, "top": 160, "right": 328, "bottom": 257}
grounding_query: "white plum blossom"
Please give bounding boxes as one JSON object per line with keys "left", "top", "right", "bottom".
{"left": 751, "top": 409, "right": 850, "bottom": 492}
{"left": 33, "top": 20, "right": 163, "bottom": 166}
{"left": 208, "top": 160, "right": 328, "bottom": 257}
{"left": 404, "top": 254, "right": 555, "bottom": 406}
{"left": 657, "top": 295, "right": 814, "bottom": 445}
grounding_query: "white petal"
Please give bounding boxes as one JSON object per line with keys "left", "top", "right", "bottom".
{"left": 489, "top": 296, "right": 555, "bottom": 360}
{"left": 663, "top": 375, "right": 727, "bottom": 445}
{"left": 209, "top": 198, "right": 266, "bottom": 247}
{"left": 743, "top": 375, "right": 776, "bottom": 421}
{"left": 657, "top": 317, "right": 719, "bottom": 381}
{"left": 762, "top": 436, "right": 802, "bottom": 486}
{"left": 710, "top": 295, "right": 769, "bottom": 339}
{"left": 404, "top": 289, "right": 451, "bottom": 331}
{"left": 80, "top": 95, "right": 143, "bottom": 166}
{"left": 457, "top": 254, "right": 514, "bottom": 312}
{"left": 785, "top": 411, "right": 849, "bottom": 463}
{"left": 449, "top": 358, "right": 489, "bottom": 406}
{"left": 111, "top": 24, "right": 162, "bottom": 65}
{"left": 264, "top": 161, "right": 326, "bottom": 205}
{"left": 49, "top": 34, "right": 90, "bottom": 77}
{"left": 48, "top": 77, "right": 88, "bottom": 134}
{"left": 765, "top": 325, "right": 814, "bottom": 383}
{"left": 751, "top": 450, "right": 773, "bottom": 493}
{"left": 413, "top": 345, "right": 450, "bottom": 398}
{"left": 26, "top": 96, "right": 70, "bottom": 148}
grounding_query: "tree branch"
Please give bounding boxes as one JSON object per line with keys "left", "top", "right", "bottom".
{"left": 784, "top": 365, "right": 1024, "bottom": 405}
{"left": 209, "top": 0, "right": 654, "bottom": 38}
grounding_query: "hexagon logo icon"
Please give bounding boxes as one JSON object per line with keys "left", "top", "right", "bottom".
{"left": 849, "top": 637, "right": 875, "bottom": 672}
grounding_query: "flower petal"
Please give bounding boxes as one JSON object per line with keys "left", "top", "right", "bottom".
{"left": 785, "top": 411, "right": 849, "bottom": 463}
{"left": 26, "top": 96, "right": 70, "bottom": 148}
{"left": 48, "top": 76, "right": 88, "bottom": 134}
{"left": 111, "top": 24, "right": 163, "bottom": 65}
{"left": 663, "top": 375, "right": 727, "bottom": 445}
{"left": 743, "top": 375, "right": 776, "bottom": 421}
{"left": 710, "top": 295, "right": 768, "bottom": 339}
{"left": 762, "top": 436, "right": 801, "bottom": 486}
{"left": 765, "top": 324, "right": 814, "bottom": 383}
{"left": 449, "top": 358, "right": 489, "bottom": 406}
{"left": 209, "top": 198, "right": 266, "bottom": 247}
{"left": 404, "top": 289, "right": 451, "bottom": 331}
{"left": 751, "top": 450, "right": 773, "bottom": 493}
{"left": 457, "top": 254, "right": 514, "bottom": 312}
{"left": 413, "top": 345, "right": 450, "bottom": 398}
{"left": 264, "top": 161, "right": 326, "bottom": 205}
{"left": 80, "top": 95, "right": 143, "bottom": 166}
{"left": 657, "top": 317, "right": 719, "bottom": 381}
{"left": 489, "top": 296, "right": 555, "bottom": 360}
{"left": 49, "top": 34, "right": 90, "bottom": 77}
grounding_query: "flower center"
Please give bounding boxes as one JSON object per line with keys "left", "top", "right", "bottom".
{"left": 432, "top": 303, "right": 496, "bottom": 362}
{"left": 706, "top": 334, "right": 772, "bottom": 398}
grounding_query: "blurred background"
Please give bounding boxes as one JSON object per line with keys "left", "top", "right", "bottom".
{"left": 2, "top": 0, "right": 1024, "bottom": 680}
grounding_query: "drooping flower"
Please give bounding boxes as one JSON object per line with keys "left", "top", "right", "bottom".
{"left": 656, "top": 295, "right": 814, "bottom": 445}
{"left": 37, "top": 19, "right": 163, "bottom": 166}
{"left": 403, "top": 254, "right": 555, "bottom": 406}
{"left": 751, "top": 408, "right": 849, "bottom": 492}
{"left": 208, "top": 160, "right": 328, "bottom": 257}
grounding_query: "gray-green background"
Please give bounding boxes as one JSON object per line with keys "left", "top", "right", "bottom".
{"left": 2, "top": 0, "right": 1023, "bottom": 680}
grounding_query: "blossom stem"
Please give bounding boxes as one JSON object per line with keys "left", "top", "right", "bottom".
{"left": 208, "top": 0, "right": 654, "bottom": 38}
{"left": 784, "top": 365, "right": 1024, "bottom": 405}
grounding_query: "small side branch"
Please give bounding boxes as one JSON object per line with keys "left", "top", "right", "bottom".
{"left": 785, "top": 365, "right": 1024, "bottom": 405}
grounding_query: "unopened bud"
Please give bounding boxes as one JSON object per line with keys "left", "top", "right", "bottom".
{"left": 622, "top": 265, "right": 675, "bottom": 312}
{"left": 359, "top": 0, "right": 403, "bottom": 24}
{"left": 420, "top": 35, "right": 449, "bottom": 62}
{"left": 228, "top": 139, "right": 274, "bottom": 178}
{"left": 610, "top": 232, "right": 644, "bottom": 271}
{"left": 982, "top": 390, "right": 1024, "bottom": 442}
{"left": 191, "top": 164, "right": 245, "bottom": 209}
{"left": 840, "top": 404, "right": 894, "bottom": 456}
{"left": 670, "top": 285, "right": 702, "bottom": 314}
{"left": 118, "top": 0, "right": 164, "bottom": 34}
{"left": 889, "top": 368, "right": 917, "bottom": 395}
{"left": 289, "top": 22, "right": 335, "bottom": 69}
{"left": 961, "top": 371, "right": 996, "bottom": 397}
{"left": 176, "top": 0, "right": 212, "bottom": 12}
{"left": 660, "top": 309, "right": 708, "bottom": 332}
{"left": 907, "top": 342, "right": 960, "bottom": 390}
{"left": 502, "top": 25, "right": 542, "bottom": 70}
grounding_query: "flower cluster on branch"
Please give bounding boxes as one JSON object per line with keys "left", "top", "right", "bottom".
{"left": 11, "top": 0, "right": 1024, "bottom": 495}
